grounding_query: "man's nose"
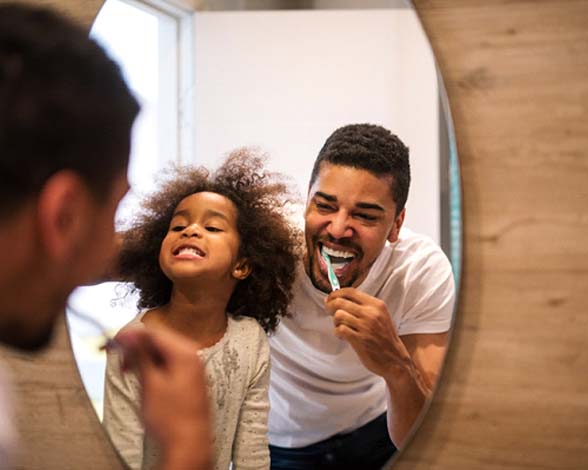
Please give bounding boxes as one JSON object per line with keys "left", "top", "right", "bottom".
{"left": 326, "top": 212, "right": 353, "bottom": 239}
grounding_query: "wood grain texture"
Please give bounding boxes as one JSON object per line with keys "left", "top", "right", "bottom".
{"left": 393, "top": 1, "right": 588, "bottom": 469}
{"left": 1, "top": 0, "right": 587, "bottom": 469}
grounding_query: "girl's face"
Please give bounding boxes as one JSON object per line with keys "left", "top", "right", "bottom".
{"left": 159, "top": 192, "right": 250, "bottom": 284}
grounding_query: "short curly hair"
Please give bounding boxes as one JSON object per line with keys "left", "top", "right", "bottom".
{"left": 118, "top": 148, "right": 303, "bottom": 333}
{"left": 0, "top": 4, "right": 139, "bottom": 218}
{"left": 309, "top": 123, "right": 410, "bottom": 216}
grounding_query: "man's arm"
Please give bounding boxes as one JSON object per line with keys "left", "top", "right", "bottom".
{"left": 324, "top": 290, "right": 449, "bottom": 448}
{"left": 384, "top": 331, "right": 448, "bottom": 447}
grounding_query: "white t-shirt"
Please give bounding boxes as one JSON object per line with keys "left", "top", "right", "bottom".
{"left": 268, "top": 227, "right": 455, "bottom": 447}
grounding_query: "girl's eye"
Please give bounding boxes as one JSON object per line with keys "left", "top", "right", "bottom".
{"left": 205, "top": 226, "right": 223, "bottom": 233}
{"left": 171, "top": 225, "right": 185, "bottom": 232}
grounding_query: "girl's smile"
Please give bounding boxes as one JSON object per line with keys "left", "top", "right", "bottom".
{"left": 159, "top": 191, "right": 246, "bottom": 283}
{"left": 173, "top": 243, "right": 206, "bottom": 260}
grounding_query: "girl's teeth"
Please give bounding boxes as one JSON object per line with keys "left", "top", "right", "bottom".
{"left": 179, "top": 247, "right": 201, "bottom": 256}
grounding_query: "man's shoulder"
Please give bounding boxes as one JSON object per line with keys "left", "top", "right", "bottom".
{"left": 374, "top": 227, "right": 452, "bottom": 287}
{"left": 397, "top": 226, "right": 442, "bottom": 249}
{"left": 394, "top": 227, "right": 449, "bottom": 263}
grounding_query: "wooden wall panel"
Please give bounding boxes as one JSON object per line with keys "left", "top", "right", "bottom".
{"left": 395, "top": 1, "right": 588, "bottom": 469}
{"left": 1, "top": 0, "right": 586, "bottom": 468}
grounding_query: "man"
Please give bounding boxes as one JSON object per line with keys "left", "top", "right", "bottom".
{"left": 0, "top": 4, "right": 211, "bottom": 469}
{"left": 268, "top": 124, "right": 455, "bottom": 469}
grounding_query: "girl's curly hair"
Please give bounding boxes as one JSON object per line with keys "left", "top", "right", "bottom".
{"left": 118, "top": 148, "right": 303, "bottom": 333}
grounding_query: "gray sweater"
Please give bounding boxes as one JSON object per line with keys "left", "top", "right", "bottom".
{"left": 103, "top": 313, "right": 270, "bottom": 470}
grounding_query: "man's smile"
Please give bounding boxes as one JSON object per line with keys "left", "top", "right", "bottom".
{"left": 316, "top": 241, "right": 360, "bottom": 277}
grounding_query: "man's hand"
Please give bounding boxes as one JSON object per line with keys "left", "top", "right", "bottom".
{"left": 324, "top": 288, "right": 415, "bottom": 379}
{"left": 114, "top": 326, "right": 213, "bottom": 470}
{"left": 324, "top": 287, "right": 449, "bottom": 448}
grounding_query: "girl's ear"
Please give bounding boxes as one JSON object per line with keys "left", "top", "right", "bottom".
{"left": 232, "top": 258, "right": 252, "bottom": 281}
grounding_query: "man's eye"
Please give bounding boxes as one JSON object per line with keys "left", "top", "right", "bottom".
{"left": 355, "top": 213, "right": 378, "bottom": 221}
{"left": 205, "top": 226, "right": 223, "bottom": 232}
{"left": 316, "top": 202, "right": 335, "bottom": 212}
{"left": 171, "top": 225, "right": 185, "bottom": 232}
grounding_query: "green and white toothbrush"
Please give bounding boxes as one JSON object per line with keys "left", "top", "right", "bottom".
{"left": 321, "top": 246, "right": 340, "bottom": 291}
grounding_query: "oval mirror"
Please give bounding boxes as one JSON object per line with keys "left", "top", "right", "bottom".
{"left": 66, "top": 0, "right": 461, "bottom": 468}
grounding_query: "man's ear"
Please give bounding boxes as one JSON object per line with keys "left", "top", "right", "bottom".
{"left": 387, "top": 207, "right": 406, "bottom": 244}
{"left": 36, "top": 170, "right": 92, "bottom": 262}
{"left": 232, "top": 258, "right": 252, "bottom": 281}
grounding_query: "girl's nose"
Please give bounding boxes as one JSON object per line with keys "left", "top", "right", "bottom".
{"left": 182, "top": 223, "right": 202, "bottom": 237}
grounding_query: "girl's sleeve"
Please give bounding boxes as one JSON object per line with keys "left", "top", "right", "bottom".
{"left": 103, "top": 347, "right": 145, "bottom": 470}
{"left": 231, "top": 329, "right": 271, "bottom": 469}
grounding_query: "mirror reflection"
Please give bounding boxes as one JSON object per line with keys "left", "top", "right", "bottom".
{"left": 67, "top": 1, "right": 461, "bottom": 469}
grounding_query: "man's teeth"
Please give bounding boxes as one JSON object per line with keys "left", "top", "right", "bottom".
{"left": 331, "top": 260, "right": 350, "bottom": 269}
{"left": 322, "top": 246, "right": 354, "bottom": 260}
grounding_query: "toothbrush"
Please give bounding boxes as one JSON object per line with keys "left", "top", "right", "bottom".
{"left": 66, "top": 304, "right": 121, "bottom": 351}
{"left": 67, "top": 304, "right": 165, "bottom": 367}
{"left": 321, "top": 247, "right": 340, "bottom": 291}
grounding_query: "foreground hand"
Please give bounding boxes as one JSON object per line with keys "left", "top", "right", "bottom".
{"left": 114, "top": 327, "right": 213, "bottom": 470}
{"left": 324, "top": 288, "right": 413, "bottom": 378}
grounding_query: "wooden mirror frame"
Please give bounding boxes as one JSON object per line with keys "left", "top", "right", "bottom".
{"left": 1, "top": 1, "right": 586, "bottom": 469}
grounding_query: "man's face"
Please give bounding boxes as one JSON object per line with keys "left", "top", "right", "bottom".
{"left": 304, "top": 163, "right": 405, "bottom": 293}
{"left": 75, "top": 170, "right": 130, "bottom": 286}
{"left": 1, "top": 169, "right": 129, "bottom": 352}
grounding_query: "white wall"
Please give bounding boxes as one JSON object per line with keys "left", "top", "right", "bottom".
{"left": 190, "top": 8, "right": 440, "bottom": 241}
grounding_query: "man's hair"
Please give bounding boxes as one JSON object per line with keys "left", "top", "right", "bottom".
{"left": 118, "top": 148, "right": 303, "bottom": 334}
{"left": 0, "top": 3, "right": 140, "bottom": 217}
{"left": 309, "top": 123, "right": 411, "bottom": 215}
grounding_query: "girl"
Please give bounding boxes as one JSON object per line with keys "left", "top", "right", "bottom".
{"left": 103, "top": 149, "right": 301, "bottom": 470}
